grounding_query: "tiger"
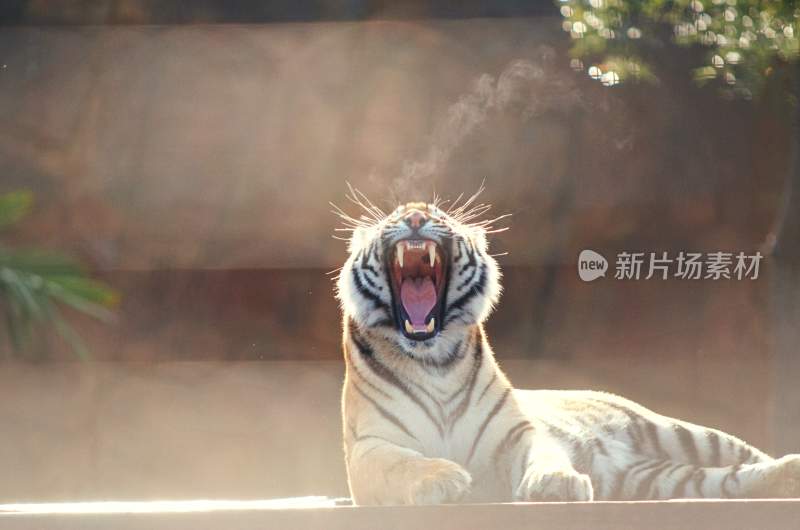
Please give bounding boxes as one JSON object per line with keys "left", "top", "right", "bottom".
{"left": 335, "top": 195, "right": 800, "bottom": 505}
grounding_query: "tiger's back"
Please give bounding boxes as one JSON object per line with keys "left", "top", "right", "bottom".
{"left": 513, "top": 389, "right": 776, "bottom": 499}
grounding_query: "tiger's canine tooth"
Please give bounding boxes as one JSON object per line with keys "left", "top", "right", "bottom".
{"left": 426, "top": 318, "right": 435, "bottom": 333}
{"left": 397, "top": 243, "right": 404, "bottom": 268}
{"left": 404, "top": 319, "right": 414, "bottom": 334}
{"left": 428, "top": 243, "right": 436, "bottom": 266}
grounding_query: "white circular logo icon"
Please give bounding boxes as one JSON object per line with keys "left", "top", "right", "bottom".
{"left": 578, "top": 250, "right": 608, "bottom": 282}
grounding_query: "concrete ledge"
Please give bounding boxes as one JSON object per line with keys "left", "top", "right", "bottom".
{"left": 1, "top": 500, "right": 799, "bottom": 530}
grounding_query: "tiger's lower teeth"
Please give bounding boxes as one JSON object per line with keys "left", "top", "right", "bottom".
{"left": 404, "top": 319, "right": 436, "bottom": 334}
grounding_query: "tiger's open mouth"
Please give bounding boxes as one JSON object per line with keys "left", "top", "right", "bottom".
{"left": 388, "top": 239, "right": 447, "bottom": 340}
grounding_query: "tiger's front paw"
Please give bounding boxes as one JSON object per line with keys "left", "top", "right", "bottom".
{"left": 515, "top": 468, "right": 594, "bottom": 502}
{"left": 404, "top": 458, "right": 472, "bottom": 505}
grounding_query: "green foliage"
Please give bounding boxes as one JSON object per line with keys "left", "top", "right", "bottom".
{"left": 0, "top": 190, "right": 33, "bottom": 228}
{"left": 558, "top": 0, "right": 800, "bottom": 97}
{"left": 0, "top": 191, "right": 118, "bottom": 359}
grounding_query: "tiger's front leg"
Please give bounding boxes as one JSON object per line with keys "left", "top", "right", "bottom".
{"left": 511, "top": 430, "right": 593, "bottom": 502}
{"left": 347, "top": 438, "right": 472, "bottom": 505}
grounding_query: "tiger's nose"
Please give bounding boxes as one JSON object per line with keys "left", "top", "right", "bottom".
{"left": 404, "top": 209, "right": 427, "bottom": 229}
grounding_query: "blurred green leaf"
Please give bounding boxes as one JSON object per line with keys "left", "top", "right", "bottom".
{"left": 0, "top": 250, "right": 84, "bottom": 277}
{"left": 52, "top": 308, "right": 90, "bottom": 361}
{"left": 0, "top": 190, "right": 118, "bottom": 358}
{"left": 45, "top": 278, "right": 117, "bottom": 323}
{"left": 0, "top": 190, "right": 33, "bottom": 229}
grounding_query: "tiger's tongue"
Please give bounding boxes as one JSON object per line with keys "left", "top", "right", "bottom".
{"left": 400, "top": 277, "right": 436, "bottom": 326}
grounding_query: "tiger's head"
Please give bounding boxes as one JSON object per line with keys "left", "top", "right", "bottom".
{"left": 336, "top": 195, "right": 503, "bottom": 365}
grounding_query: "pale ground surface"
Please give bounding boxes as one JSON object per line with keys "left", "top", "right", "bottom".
{"left": 0, "top": 500, "right": 799, "bottom": 530}
{"left": 0, "top": 497, "right": 344, "bottom": 513}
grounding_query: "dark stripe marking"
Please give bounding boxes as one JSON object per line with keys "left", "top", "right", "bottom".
{"left": 692, "top": 468, "right": 706, "bottom": 497}
{"left": 645, "top": 422, "right": 668, "bottom": 459}
{"left": 351, "top": 268, "right": 389, "bottom": 311}
{"left": 707, "top": 431, "right": 721, "bottom": 467}
{"left": 444, "top": 267, "right": 487, "bottom": 325}
{"left": 674, "top": 425, "right": 701, "bottom": 465}
{"left": 492, "top": 420, "right": 534, "bottom": 460}
{"left": 351, "top": 381, "right": 417, "bottom": 443}
{"left": 671, "top": 466, "right": 696, "bottom": 498}
{"left": 446, "top": 334, "right": 485, "bottom": 432}
{"left": 634, "top": 460, "right": 673, "bottom": 499}
{"left": 476, "top": 373, "right": 497, "bottom": 404}
{"left": 610, "top": 460, "right": 649, "bottom": 500}
{"left": 350, "top": 327, "right": 444, "bottom": 436}
{"left": 466, "top": 388, "right": 511, "bottom": 465}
